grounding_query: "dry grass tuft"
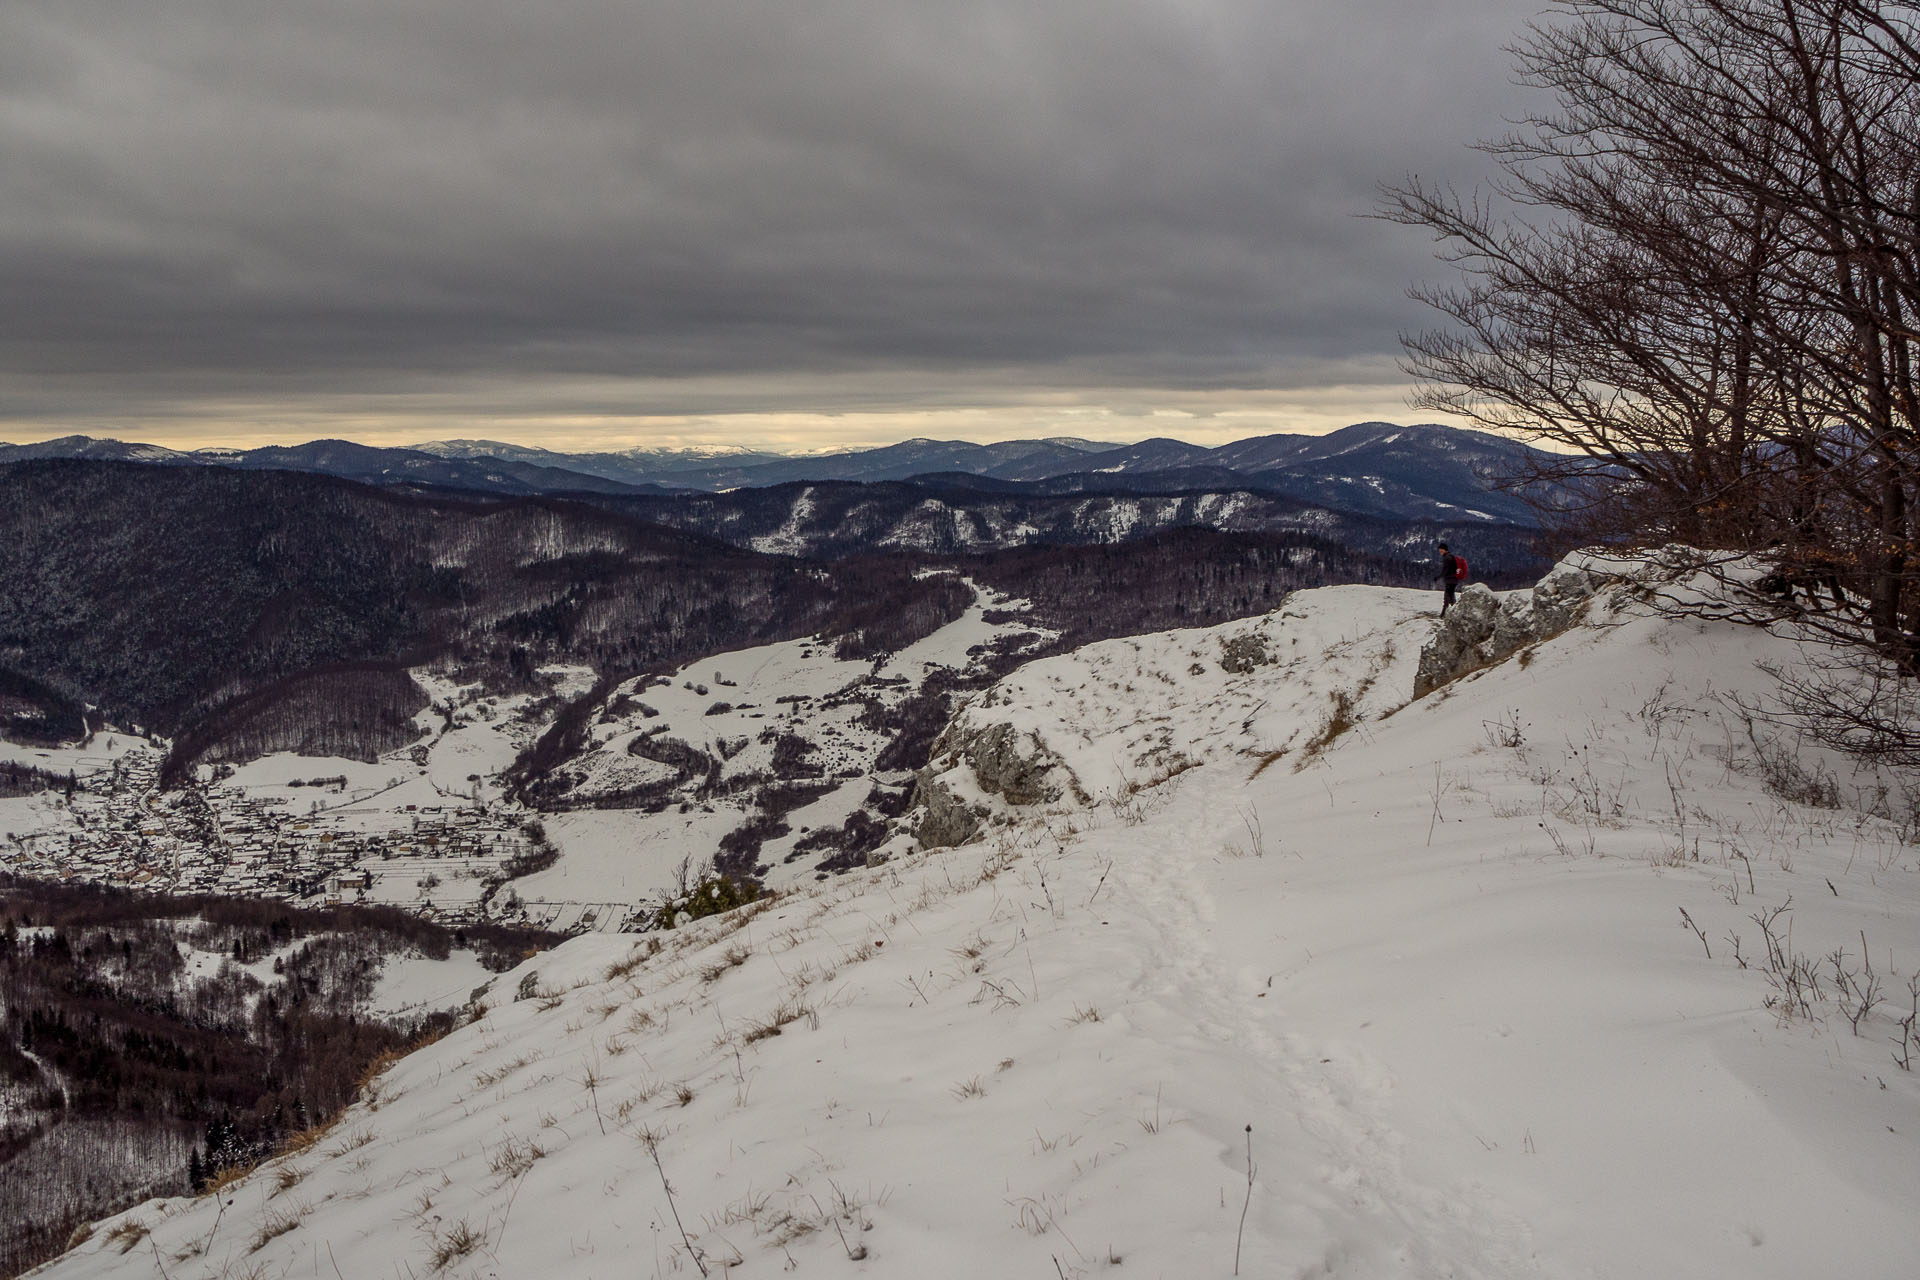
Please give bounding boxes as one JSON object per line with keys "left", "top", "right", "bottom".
{"left": 488, "top": 1134, "right": 546, "bottom": 1179}
{"left": 204, "top": 1159, "right": 259, "bottom": 1197}
{"left": 742, "top": 997, "right": 816, "bottom": 1043}
{"left": 248, "top": 1206, "right": 307, "bottom": 1253}
{"left": 326, "top": 1127, "right": 376, "bottom": 1158}
{"left": 473, "top": 1051, "right": 539, "bottom": 1089}
{"left": 1295, "top": 688, "right": 1358, "bottom": 767}
{"left": 604, "top": 936, "right": 664, "bottom": 981}
{"left": 1247, "top": 747, "right": 1289, "bottom": 779}
{"left": 429, "top": 1219, "right": 484, "bottom": 1271}
{"left": 277, "top": 1116, "right": 337, "bottom": 1158}
{"left": 103, "top": 1219, "right": 148, "bottom": 1254}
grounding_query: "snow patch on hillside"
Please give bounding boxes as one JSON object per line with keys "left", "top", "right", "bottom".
{"left": 748, "top": 486, "right": 818, "bottom": 555}
{"left": 507, "top": 580, "right": 1053, "bottom": 920}
{"left": 367, "top": 949, "right": 499, "bottom": 1018}
{"left": 0, "top": 732, "right": 152, "bottom": 779}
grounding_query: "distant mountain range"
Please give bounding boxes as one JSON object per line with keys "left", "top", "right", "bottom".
{"left": 0, "top": 435, "right": 673, "bottom": 497}
{"left": 0, "top": 423, "right": 1555, "bottom": 525}
{"left": 572, "top": 477, "right": 1542, "bottom": 572}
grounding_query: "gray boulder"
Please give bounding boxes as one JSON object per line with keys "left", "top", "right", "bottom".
{"left": 1219, "top": 631, "right": 1274, "bottom": 674}
{"left": 959, "top": 722, "right": 1066, "bottom": 806}
{"left": 1530, "top": 562, "right": 1601, "bottom": 635}
{"left": 1413, "top": 564, "right": 1605, "bottom": 698}
{"left": 908, "top": 719, "right": 1077, "bottom": 849}
{"left": 912, "top": 776, "right": 986, "bottom": 849}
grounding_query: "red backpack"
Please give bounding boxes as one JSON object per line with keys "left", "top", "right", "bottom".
{"left": 1453, "top": 554, "right": 1469, "bottom": 581}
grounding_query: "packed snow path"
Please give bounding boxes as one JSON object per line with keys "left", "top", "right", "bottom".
{"left": 41, "top": 561, "right": 1920, "bottom": 1278}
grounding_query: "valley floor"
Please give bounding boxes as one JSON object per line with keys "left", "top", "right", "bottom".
{"left": 36, "top": 560, "right": 1920, "bottom": 1279}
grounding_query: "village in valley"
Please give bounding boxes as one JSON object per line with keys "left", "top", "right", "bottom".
{"left": 0, "top": 661, "right": 578, "bottom": 927}
{"left": 0, "top": 734, "right": 544, "bottom": 925}
{"left": 0, "top": 596, "right": 1043, "bottom": 938}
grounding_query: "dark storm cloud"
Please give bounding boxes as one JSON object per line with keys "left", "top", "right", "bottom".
{"left": 0, "top": 0, "right": 1540, "bottom": 431}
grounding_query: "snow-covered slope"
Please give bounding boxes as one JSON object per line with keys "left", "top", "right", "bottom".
{"left": 41, "top": 558, "right": 1920, "bottom": 1279}
{"left": 506, "top": 577, "right": 1054, "bottom": 923}
{"left": 0, "top": 580, "right": 1048, "bottom": 931}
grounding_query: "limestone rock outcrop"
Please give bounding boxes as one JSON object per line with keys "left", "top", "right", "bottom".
{"left": 1414, "top": 563, "right": 1606, "bottom": 698}
{"left": 908, "top": 720, "right": 1077, "bottom": 849}
{"left": 912, "top": 771, "right": 989, "bottom": 850}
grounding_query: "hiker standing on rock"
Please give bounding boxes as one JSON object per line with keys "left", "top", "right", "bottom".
{"left": 1434, "top": 541, "right": 1466, "bottom": 615}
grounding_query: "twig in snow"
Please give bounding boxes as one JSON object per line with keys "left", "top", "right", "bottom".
{"left": 1732, "top": 847, "right": 1754, "bottom": 894}
{"left": 1426, "top": 763, "right": 1444, "bottom": 846}
{"left": 830, "top": 1215, "right": 867, "bottom": 1261}
{"left": 1239, "top": 805, "right": 1267, "bottom": 858}
{"left": 1085, "top": 860, "right": 1113, "bottom": 907}
{"left": 1894, "top": 975, "right": 1920, "bottom": 1072}
{"left": 200, "top": 1189, "right": 230, "bottom": 1257}
{"left": 810, "top": 1195, "right": 868, "bottom": 1261}
{"left": 640, "top": 1128, "right": 706, "bottom": 1277}
{"left": 1678, "top": 907, "right": 1711, "bottom": 959}
{"left": 492, "top": 1145, "right": 538, "bottom": 1254}
{"left": 582, "top": 1052, "right": 606, "bottom": 1135}
{"left": 1234, "top": 1124, "right": 1255, "bottom": 1275}
{"left": 1036, "top": 860, "right": 1059, "bottom": 918}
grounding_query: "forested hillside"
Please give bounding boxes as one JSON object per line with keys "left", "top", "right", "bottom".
{"left": 0, "top": 462, "right": 1513, "bottom": 785}
{"left": 0, "top": 878, "right": 557, "bottom": 1276}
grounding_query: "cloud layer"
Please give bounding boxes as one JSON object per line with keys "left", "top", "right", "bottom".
{"left": 0, "top": 0, "right": 1538, "bottom": 446}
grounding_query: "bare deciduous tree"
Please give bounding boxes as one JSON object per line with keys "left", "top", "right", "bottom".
{"left": 1383, "top": 0, "right": 1920, "bottom": 666}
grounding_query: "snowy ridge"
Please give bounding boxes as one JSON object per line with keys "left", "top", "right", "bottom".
{"left": 40, "top": 558, "right": 1920, "bottom": 1279}
{"left": 747, "top": 486, "right": 818, "bottom": 555}
{"left": 3, "top": 424, "right": 1550, "bottom": 527}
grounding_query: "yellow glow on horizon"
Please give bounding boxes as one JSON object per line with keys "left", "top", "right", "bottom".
{"left": 0, "top": 380, "right": 1480, "bottom": 453}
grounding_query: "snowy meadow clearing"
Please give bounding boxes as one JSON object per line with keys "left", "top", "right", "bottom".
{"left": 40, "top": 556, "right": 1920, "bottom": 1279}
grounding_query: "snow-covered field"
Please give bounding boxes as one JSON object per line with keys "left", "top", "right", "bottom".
{"left": 37, "top": 560, "right": 1920, "bottom": 1279}
{"left": 367, "top": 949, "right": 501, "bottom": 1019}
{"left": 511, "top": 578, "right": 1052, "bottom": 919}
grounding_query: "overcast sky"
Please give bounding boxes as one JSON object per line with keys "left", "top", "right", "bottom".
{"left": 0, "top": 0, "right": 1543, "bottom": 451}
